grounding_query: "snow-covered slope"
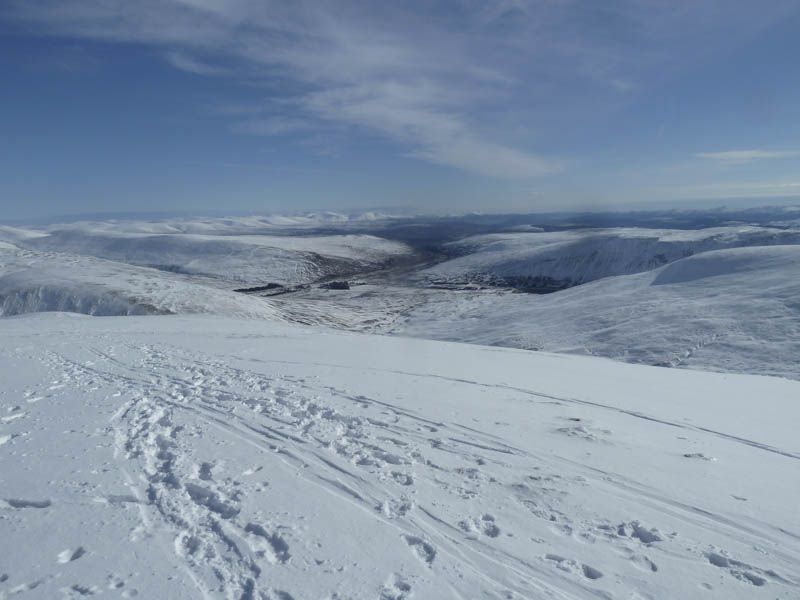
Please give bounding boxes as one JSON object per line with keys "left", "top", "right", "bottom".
{"left": 0, "top": 243, "right": 282, "bottom": 319}
{"left": 20, "top": 229, "right": 411, "bottom": 286}
{"left": 0, "top": 225, "right": 48, "bottom": 244}
{"left": 422, "top": 226, "right": 800, "bottom": 289}
{"left": 398, "top": 244, "right": 800, "bottom": 379}
{"left": 1, "top": 313, "right": 798, "bottom": 599}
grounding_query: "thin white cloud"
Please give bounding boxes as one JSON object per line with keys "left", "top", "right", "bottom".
{"left": 165, "top": 51, "right": 229, "bottom": 75}
{"left": 301, "top": 83, "right": 562, "bottom": 177}
{"left": 696, "top": 150, "right": 800, "bottom": 162}
{"left": 7, "top": 0, "right": 559, "bottom": 177}
{"left": 232, "top": 117, "right": 313, "bottom": 136}
{"left": 5, "top": 1, "right": 798, "bottom": 180}
{"left": 610, "top": 79, "right": 636, "bottom": 92}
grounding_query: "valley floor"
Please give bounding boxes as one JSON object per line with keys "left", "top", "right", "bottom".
{"left": 1, "top": 314, "right": 799, "bottom": 599}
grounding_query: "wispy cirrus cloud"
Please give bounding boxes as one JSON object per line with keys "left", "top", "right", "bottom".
{"left": 164, "top": 50, "right": 230, "bottom": 76}
{"left": 696, "top": 150, "right": 800, "bottom": 162}
{"left": 231, "top": 116, "right": 313, "bottom": 136}
{"left": 4, "top": 0, "right": 797, "bottom": 180}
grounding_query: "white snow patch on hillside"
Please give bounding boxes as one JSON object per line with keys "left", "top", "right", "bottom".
{"left": 20, "top": 229, "right": 411, "bottom": 285}
{"left": 0, "top": 243, "right": 282, "bottom": 319}
{"left": 0, "top": 225, "right": 48, "bottom": 243}
{"left": 0, "top": 314, "right": 798, "bottom": 599}
{"left": 397, "top": 244, "right": 800, "bottom": 379}
{"left": 423, "top": 226, "right": 800, "bottom": 286}
{"left": 652, "top": 244, "right": 800, "bottom": 284}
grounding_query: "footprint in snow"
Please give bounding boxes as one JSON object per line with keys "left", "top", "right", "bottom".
{"left": 480, "top": 514, "right": 501, "bottom": 538}
{"left": 244, "top": 523, "right": 291, "bottom": 564}
{"left": 617, "top": 521, "right": 664, "bottom": 544}
{"left": 380, "top": 573, "right": 412, "bottom": 600}
{"left": 183, "top": 483, "right": 239, "bottom": 519}
{"left": 459, "top": 514, "right": 502, "bottom": 538}
{"left": 683, "top": 453, "right": 716, "bottom": 461}
{"left": 402, "top": 535, "right": 436, "bottom": 566}
{"left": 57, "top": 547, "right": 87, "bottom": 563}
{"left": 391, "top": 471, "right": 414, "bottom": 486}
{"left": 544, "top": 554, "right": 603, "bottom": 580}
{"left": 705, "top": 551, "right": 769, "bottom": 587}
{"left": 196, "top": 461, "right": 215, "bottom": 481}
{"left": 620, "top": 548, "right": 658, "bottom": 573}
{"left": 458, "top": 514, "right": 500, "bottom": 539}
{"left": 3, "top": 498, "right": 52, "bottom": 509}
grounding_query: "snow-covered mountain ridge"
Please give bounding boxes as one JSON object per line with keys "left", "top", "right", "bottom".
{"left": 14, "top": 229, "right": 411, "bottom": 286}
{"left": 0, "top": 243, "right": 282, "bottom": 319}
{"left": 422, "top": 226, "right": 800, "bottom": 290}
{"left": 397, "top": 244, "right": 800, "bottom": 379}
{"left": 3, "top": 216, "right": 800, "bottom": 380}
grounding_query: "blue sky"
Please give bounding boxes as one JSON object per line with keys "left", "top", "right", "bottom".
{"left": 2, "top": 1, "right": 800, "bottom": 219}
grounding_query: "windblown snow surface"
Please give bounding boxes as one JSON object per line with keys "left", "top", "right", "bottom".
{"left": 1, "top": 314, "right": 799, "bottom": 600}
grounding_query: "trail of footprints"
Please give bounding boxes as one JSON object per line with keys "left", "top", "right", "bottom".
{"left": 6, "top": 343, "right": 796, "bottom": 599}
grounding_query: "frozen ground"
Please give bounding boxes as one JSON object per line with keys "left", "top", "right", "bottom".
{"left": 1, "top": 314, "right": 799, "bottom": 599}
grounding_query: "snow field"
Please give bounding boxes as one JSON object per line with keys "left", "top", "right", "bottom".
{"left": 1, "top": 314, "right": 798, "bottom": 599}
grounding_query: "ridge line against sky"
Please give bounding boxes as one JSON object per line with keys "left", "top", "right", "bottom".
{"left": 2, "top": 1, "right": 800, "bottom": 219}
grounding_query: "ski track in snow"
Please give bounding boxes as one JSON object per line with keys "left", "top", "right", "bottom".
{"left": 2, "top": 327, "right": 798, "bottom": 600}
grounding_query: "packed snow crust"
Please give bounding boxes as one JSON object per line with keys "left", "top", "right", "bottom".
{"left": 1, "top": 314, "right": 799, "bottom": 599}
